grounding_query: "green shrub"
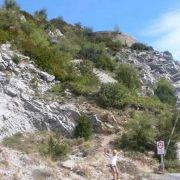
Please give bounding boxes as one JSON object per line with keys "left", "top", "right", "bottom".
{"left": 132, "top": 96, "right": 166, "bottom": 112}
{"left": 115, "top": 64, "right": 140, "bottom": 90}
{"left": 77, "top": 60, "right": 94, "bottom": 76}
{"left": 106, "top": 40, "right": 122, "bottom": 51}
{"left": 30, "top": 30, "right": 49, "bottom": 47}
{"left": 17, "top": 37, "right": 74, "bottom": 81}
{"left": 83, "top": 26, "right": 93, "bottom": 36}
{"left": 96, "top": 55, "right": 116, "bottom": 71}
{"left": 69, "top": 75, "right": 99, "bottom": 95}
{"left": 3, "top": 0, "right": 19, "bottom": 10}
{"left": 0, "top": 10, "right": 20, "bottom": 30}
{"left": 44, "top": 135, "right": 70, "bottom": 160}
{"left": 154, "top": 79, "right": 177, "bottom": 106}
{"left": 50, "top": 84, "right": 64, "bottom": 94}
{"left": 0, "top": 29, "right": 12, "bottom": 43}
{"left": 20, "top": 21, "right": 35, "bottom": 35}
{"left": 119, "top": 111, "right": 156, "bottom": 152}
{"left": 131, "top": 42, "right": 153, "bottom": 51}
{"left": 34, "top": 8, "right": 47, "bottom": 22}
{"left": 78, "top": 42, "right": 105, "bottom": 62}
{"left": 3, "top": 132, "right": 70, "bottom": 161}
{"left": 156, "top": 110, "right": 179, "bottom": 160}
{"left": 98, "top": 83, "right": 131, "bottom": 108}
{"left": 74, "top": 113, "right": 92, "bottom": 141}
{"left": 164, "top": 160, "right": 180, "bottom": 173}
{"left": 50, "top": 17, "right": 70, "bottom": 34}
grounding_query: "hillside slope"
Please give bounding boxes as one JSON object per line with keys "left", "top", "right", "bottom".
{"left": 0, "top": 1, "right": 179, "bottom": 179}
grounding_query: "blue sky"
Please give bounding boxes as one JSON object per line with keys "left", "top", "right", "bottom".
{"left": 0, "top": 0, "right": 180, "bottom": 60}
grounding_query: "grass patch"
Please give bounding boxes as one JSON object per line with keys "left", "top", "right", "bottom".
{"left": 2, "top": 132, "right": 70, "bottom": 161}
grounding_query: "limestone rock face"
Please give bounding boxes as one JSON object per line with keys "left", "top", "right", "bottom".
{"left": 0, "top": 44, "right": 78, "bottom": 139}
{"left": 116, "top": 48, "right": 180, "bottom": 103}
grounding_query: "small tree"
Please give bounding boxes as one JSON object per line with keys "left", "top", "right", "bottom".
{"left": 47, "top": 135, "right": 70, "bottom": 160}
{"left": 34, "top": 8, "right": 47, "bottom": 22}
{"left": 98, "top": 83, "right": 131, "bottom": 108}
{"left": 120, "top": 111, "right": 156, "bottom": 152}
{"left": 74, "top": 113, "right": 92, "bottom": 141}
{"left": 115, "top": 64, "right": 140, "bottom": 90}
{"left": 131, "top": 42, "right": 153, "bottom": 51}
{"left": 78, "top": 42, "right": 105, "bottom": 62}
{"left": 83, "top": 26, "right": 93, "bottom": 36}
{"left": 154, "top": 79, "right": 177, "bottom": 106}
{"left": 3, "top": 0, "right": 19, "bottom": 10}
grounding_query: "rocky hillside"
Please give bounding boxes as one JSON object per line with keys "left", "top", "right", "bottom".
{"left": 116, "top": 48, "right": 180, "bottom": 102}
{"left": 0, "top": 1, "right": 180, "bottom": 179}
{"left": 0, "top": 43, "right": 80, "bottom": 139}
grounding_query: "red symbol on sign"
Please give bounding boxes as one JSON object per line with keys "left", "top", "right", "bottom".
{"left": 158, "top": 141, "right": 164, "bottom": 149}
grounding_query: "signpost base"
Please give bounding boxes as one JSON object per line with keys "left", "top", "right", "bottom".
{"left": 159, "top": 154, "right": 165, "bottom": 173}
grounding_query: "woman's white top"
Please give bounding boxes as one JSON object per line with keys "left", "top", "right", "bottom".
{"left": 105, "top": 153, "right": 118, "bottom": 166}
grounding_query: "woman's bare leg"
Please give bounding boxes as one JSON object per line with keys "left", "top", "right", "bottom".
{"left": 112, "top": 167, "right": 117, "bottom": 180}
{"left": 115, "top": 166, "right": 119, "bottom": 180}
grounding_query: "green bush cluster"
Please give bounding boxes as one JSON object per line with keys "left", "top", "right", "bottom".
{"left": 78, "top": 42, "right": 116, "bottom": 71}
{"left": 98, "top": 83, "right": 131, "bottom": 108}
{"left": 106, "top": 40, "right": 122, "bottom": 52}
{"left": 131, "top": 42, "right": 153, "bottom": 51}
{"left": 154, "top": 78, "right": 177, "bottom": 106}
{"left": 74, "top": 113, "right": 92, "bottom": 141}
{"left": 3, "top": 132, "right": 71, "bottom": 161}
{"left": 164, "top": 160, "right": 180, "bottom": 173}
{"left": 43, "top": 135, "right": 70, "bottom": 160}
{"left": 119, "top": 111, "right": 156, "bottom": 152}
{"left": 90, "top": 34, "right": 123, "bottom": 52}
{"left": 115, "top": 64, "right": 140, "bottom": 90}
{"left": 0, "top": 29, "right": 11, "bottom": 43}
{"left": 3, "top": 0, "right": 19, "bottom": 10}
{"left": 78, "top": 42, "right": 105, "bottom": 62}
{"left": 96, "top": 55, "right": 115, "bottom": 71}
{"left": 68, "top": 75, "right": 100, "bottom": 95}
{"left": 97, "top": 82, "right": 166, "bottom": 112}
{"left": 116, "top": 109, "right": 179, "bottom": 160}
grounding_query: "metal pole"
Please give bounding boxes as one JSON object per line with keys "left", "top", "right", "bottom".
{"left": 160, "top": 154, "right": 165, "bottom": 173}
{"left": 164, "top": 111, "right": 179, "bottom": 156}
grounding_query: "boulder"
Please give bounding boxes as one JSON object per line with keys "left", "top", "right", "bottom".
{"left": 0, "top": 72, "right": 6, "bottom": 83}
{"left": 89, "top": 114, "right": 104, "bottom": 133}
{"left": 93, "top": 68, "right": 117, "bottom": 84}
{"left": 39, "top": 71, "right": 55, "bottom": 82}
{"left": 5, "top": 86, "right": 19, "bottom": 97}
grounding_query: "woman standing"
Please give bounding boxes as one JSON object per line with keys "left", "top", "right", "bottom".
{"left": 104, "top": 148, "right": 120, "bottom": 180}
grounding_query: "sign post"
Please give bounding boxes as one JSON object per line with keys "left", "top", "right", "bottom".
{"left": 157, "top": 141, "right": 165, "bottom": 173}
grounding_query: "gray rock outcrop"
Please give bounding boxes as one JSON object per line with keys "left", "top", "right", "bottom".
{"left": 0, "top": 44, "right": 78, "bottom": 139}
{"left": 116, "top": 48, "right": 180, "bottom": 103}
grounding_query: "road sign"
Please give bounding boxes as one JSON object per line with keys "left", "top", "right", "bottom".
{"left": 157, "top": 141, "right": 165, "bottom": 155}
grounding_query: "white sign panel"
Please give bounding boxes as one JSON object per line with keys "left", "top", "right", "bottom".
{"left": 157, "top": 141, "right": 165, "bottom": 155}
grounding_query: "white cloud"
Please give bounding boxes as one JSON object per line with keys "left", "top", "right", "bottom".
{"left": 143, "top": 10, "right": 180, "bottom": 60}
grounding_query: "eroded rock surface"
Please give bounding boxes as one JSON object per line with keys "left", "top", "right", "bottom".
{"left": 0, "top": 44, "right": 79, "bottom": 139}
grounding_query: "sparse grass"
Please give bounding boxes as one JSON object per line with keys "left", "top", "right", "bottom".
{"left": 69, "top": 75, "right": 100, "bottom": 95}
{"left": 2, "top": 132, "right": 71, "bottom": 160}
{"left": 164, "top": 160, "right": 180, "bottom": 173}
{"left": 2, "top": 131, "right": 96, "bottom": 162}
{"left": 73, "top": 164, "right": 92, "bottom": 178}
{"left": 80, "top": 141, "right": 94, "bottom": 157}
{"left": 32, "top": 168, "right": 55, "bottom": 180}
{"left": 2, "top": 132, "right": 34, "bottom": 154}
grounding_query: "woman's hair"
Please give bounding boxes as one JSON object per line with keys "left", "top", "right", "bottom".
{"left": 113, "top": 149, "right": 117, "bottom": 155}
